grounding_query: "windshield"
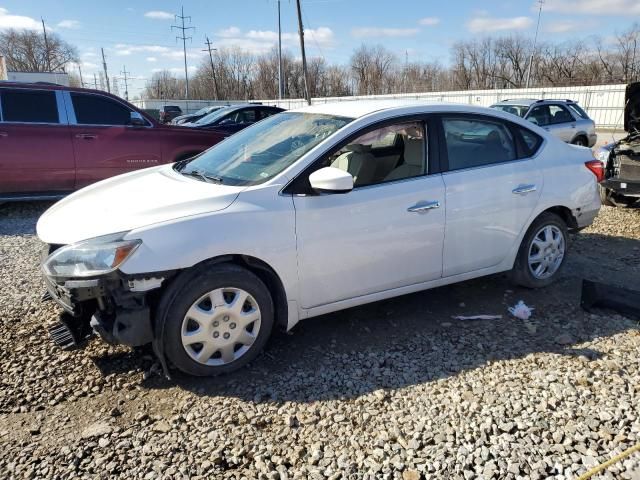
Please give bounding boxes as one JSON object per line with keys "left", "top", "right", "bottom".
{"left": 195, "top": 107, "right": 234, "bottom": 125}
{"left": 491, "top": 104, "right": 529, "bottom": 117}
{"left": 176, "top": 112, "right": 352, "bottom": 186}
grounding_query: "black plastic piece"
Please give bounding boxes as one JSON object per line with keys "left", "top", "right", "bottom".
{"left": 49, "top": 312, "right": 92, "bottom": 350}
{"left": 91, "top": 307, "right": 153, "bottom": 347}
{"left": 581, "top": 280, "right": 640, "bottom": 319}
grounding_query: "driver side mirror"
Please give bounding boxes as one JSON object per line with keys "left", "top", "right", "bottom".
{"left": 130, "top": 111, "right": 146, "bottom": 126}
{"left": 309, "top": 167, "right": 353, "bottom": 194}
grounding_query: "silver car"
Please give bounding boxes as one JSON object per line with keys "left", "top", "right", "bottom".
{"left": 490, "top": 99, "right": 597, "bottom": 147}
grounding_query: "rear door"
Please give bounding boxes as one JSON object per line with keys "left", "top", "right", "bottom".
{"left": 0, "top": 87, "right": 75, "bottom": 195}
{"left": 65, "top": 91, "right": 162, "bottom": 189}
{"left": 438, "top": 115, "right": 543, "bottom": 277}
{"left": 546, "top": 104, "right": 576, "bottom": 142}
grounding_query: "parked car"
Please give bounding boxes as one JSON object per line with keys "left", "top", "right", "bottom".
{"left": 171, "top": 105, "right": 224, "bottom": 125}
{"left": 490, "top": 99, "right": 597, "bottom": 147}
{"left": 595, "top": 82, "right": 640, "bottom": 207}
{"left": 184, "top": 104, "right": 284, "bottom": 136}
{"left": 158, "top": 105, "right": 183, "bottom": 124}
{"left": 0, "top": 83, "right": 226, "bottom": 201}
{"left": 38, "top": 101, "right": 602, "bottom": 376}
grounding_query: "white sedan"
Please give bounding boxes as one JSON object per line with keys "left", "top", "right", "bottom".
{"left": 38, "top": 101, "right": 603, "bottom": 376}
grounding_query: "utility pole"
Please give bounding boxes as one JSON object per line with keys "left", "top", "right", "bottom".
{"left": 203, "top": 37, "right": 219, "bottom": 100}
{"left": 295, "top": 0, "right": 311, "bottom": 105}
{"left": 41, "top": 18, "right": 51, "bottom": 72}
{"left": 120, "top": 66, "right": 130, "bottom": 101}
{"left": 172, "top": 6, "right": 194, "bottom": 99}
{"left": 77, "top": 64, "right": 84, "bottom": 87}
{"left": 525, "top": 0, "right": 544, "bottom": 89}
{"left": 101, "top": 47, "right": 111, "bottom": 93}
{"left": 277, "top": 0, "right": 283, "bottom": 99}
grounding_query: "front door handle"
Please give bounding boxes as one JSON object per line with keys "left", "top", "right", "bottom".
{"left": 407, "top": 201, "right": 440, "bottom": 213}
{"left": 512, "top": 184, "right": 537, "bottom": 195}
{"left": 0, "top": 131, "right": 7, "bottom": 138}
{"left": 75, "top": 133, "right": 97, "bottom": 140}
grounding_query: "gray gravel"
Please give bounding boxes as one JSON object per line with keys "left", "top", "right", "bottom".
{"left": 0, "top": 202, "right": 639, "bottom": 479}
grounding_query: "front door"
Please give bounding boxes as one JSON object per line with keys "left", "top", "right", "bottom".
{"left": 292, "top": 120, "right": 446, "bottom": 309}
{"left": 0, "top": 88, "right": 75, "bottom": 194}
{"left": 438, "top": 115, "right": 543, "bottom": 276}
{"left": 66, "top": 91, "right": 162, "bottom": 189}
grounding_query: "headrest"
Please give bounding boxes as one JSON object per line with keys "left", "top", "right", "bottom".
{"left": 404, "top": 138, "right": 423, "bottom": 166}
{"left": 345, "top": 143, "right": 372, "bottom": 153}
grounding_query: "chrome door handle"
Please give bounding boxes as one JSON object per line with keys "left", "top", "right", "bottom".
{"left": 75, "top": 133, "right": 97, "bottom": 139}
{"left": 407, "top": 201, "right": 440, "bottom": 212}
{"left": 512, "top": 184, "right": 537, "bottom": 195}
{"left": 0, "top": 131, "right": 7, "bottom": 137}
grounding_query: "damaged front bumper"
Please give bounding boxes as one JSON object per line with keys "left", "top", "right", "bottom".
{"left": 43, "top": 266, "right": 168, "bottom": 349}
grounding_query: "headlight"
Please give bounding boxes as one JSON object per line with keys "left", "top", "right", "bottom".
{"left": 43, "top": 232, "right": 141, "bottom": 278}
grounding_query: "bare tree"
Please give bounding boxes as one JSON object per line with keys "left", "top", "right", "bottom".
{"left": 0, "top": 29, "right": 78, "bottom": 72}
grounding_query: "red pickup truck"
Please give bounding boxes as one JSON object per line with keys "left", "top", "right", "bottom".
{"left": 0, "top": 83, "right": 226, "bottom": 201}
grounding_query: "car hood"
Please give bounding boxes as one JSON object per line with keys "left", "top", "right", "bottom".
{"left": 37, "top": 165, "right": 244, "bottom": 245}
{"left": 625, "top": 81, "right": 640, "bottom": 133}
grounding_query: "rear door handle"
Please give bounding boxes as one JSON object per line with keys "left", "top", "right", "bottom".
{"left": 0, "top": 131, "right": 7, "bottom": 137}
{"left": 512, "top": 184, "right": 537, "bottom": 195}
{"left": 75, "top": 133, "right": 97, "bottom": 140}
{"left": 407, "top": 201, "right": 440, "bottom": 213}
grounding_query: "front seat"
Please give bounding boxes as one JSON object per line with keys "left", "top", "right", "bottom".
{"left": 384, "top": 138, "right": 424, "bottom": 181}
{"left": 331, "top": 144, "right": 377, "bottom": 186}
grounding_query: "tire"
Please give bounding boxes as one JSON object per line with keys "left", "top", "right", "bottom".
{"left": 160, "top": 263, "right": 274, "bottom": 376}
{"left": 571, "top": 136, "right": 588, "bottom": 147}
{"left": 599, "top": 185, "right": 616, "bottom": 206}
{"left": 510, "top": 212, "right": 568, "bottom": 289}
{"left": 599, "top": 185, "right": 636, "bottom": 207}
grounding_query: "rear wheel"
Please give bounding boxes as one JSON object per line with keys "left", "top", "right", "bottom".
{"left": 511, "top": 212, "right": 568, "bottom": 288}
{"left": 161, "top": 263, "right": 274, "bottom": 376}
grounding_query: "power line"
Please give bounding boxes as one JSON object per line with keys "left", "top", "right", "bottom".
{"left": 203, "top": 37, "right": 220, "bottom": 100}
{"left": 172, "top": 6, "right": 195, "bottom": 99}
{"left": 120, "top": 66, "right": 130, "bottom": 101}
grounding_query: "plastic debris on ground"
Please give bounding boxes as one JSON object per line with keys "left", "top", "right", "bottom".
{"left": 508, "top": 300, "right": 534, "bottom": 320}
{"left": 453, "top": 314, "right": 502, "bottom": 321}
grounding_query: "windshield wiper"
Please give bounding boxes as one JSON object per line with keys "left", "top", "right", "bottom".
{"left": 180, "top": 169, "right": 223, "bottom": 184}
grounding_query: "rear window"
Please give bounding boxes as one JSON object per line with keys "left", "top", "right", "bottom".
{"left": 163, "top": 106, "right": 181, "bottom": 112}
{"left": 0, "top": 89, "right": 58, "bottom": 123}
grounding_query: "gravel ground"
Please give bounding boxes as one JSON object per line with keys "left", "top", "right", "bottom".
{"left": 0, "top": 202, "right": 639, "bottom": 480}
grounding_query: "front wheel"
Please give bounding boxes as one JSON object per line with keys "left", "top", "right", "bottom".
{"left": 510, "top": 212, "right": 568, "bottom": 288}
{"left": 161, "top": 263, "right": 274, "bottom": 376}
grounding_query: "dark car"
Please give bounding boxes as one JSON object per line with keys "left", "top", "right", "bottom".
{"left": 596, "top": 82, "right": 640, "bottom": 207}
{"left": 171, "top": 105, "right": 224, "bottom": 125}
{"left": 159, "top": 105, "right": 183, "bottom": 124}
{"left": 184, "top": 104, "right": 284, "bottom": 136}
{"left": 0, "top": 83, "right": 226, "bottom": 201}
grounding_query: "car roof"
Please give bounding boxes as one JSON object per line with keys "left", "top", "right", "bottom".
{"left": 289, "top": 99, "right": 511, "bottom": 119}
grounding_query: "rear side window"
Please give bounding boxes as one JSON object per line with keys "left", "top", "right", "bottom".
{"left": 71, "top": 93, "right": 131, "bottom": 125}
{"left": 548, "top": 104, "right": 574, "bottom": 124}
{"left": 567, "top": 103, "right": 589, "bottom": 119}
{"left": 442, "top": 117, "right": 517, "bottom": 171}
{"left": 514, "top": 126, "right": 543, "bottom": 158}
{"left": 0, "top": 89, "right": 58, "bottom": 123}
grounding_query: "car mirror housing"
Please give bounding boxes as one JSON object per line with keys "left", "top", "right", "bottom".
{"left": 130, "top": 111, "right": 147, "bottom": 126}
{"left": 309, "top": 167, "right": 354, "bottom": 194}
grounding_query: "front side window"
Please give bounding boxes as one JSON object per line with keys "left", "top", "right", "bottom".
{"left": 232, "top": 109, "right": 256, "bottom": 124}
{"left": 325, "top": 122, "right": 426, "bottom": 187}
{"left": 443, "top": 117, "right": 516, "bottom": 171}
{"left": 1, "top": 89, "right": 58, "bottom": 123}
{"left": 71, "top": 93, "right": 132, "bottom": 125}
{"left": 527, "top": 105, "right": 551, "bottom": 126}
{"left": 176, "top": 112, "right": 352, "bottom": 186}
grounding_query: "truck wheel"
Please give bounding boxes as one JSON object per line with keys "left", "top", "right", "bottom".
{"left": 599, "top": 185, "right": 616, "bottom": 206}
{"left": 511, "top": 212, "right": 568, "bottom": 289}
{"left": 160, "top": 263, "right": 274, "bottom": 376}
{"left": 599, "top": 185, "right": 636, "bottom": 207}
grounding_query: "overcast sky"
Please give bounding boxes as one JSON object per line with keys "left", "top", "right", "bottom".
{"left": 1, "top": 0, "right": 638, "bottom": 98}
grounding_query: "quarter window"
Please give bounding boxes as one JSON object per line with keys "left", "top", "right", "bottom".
{"left": 0, "top": 89, "right": 59, "bottom": 123}
{"left": 71, "top": 93, "right": 132, "bottom": 125}
{"left": 326, "top": 122, "right": 426, "bottom": 187}
{"left": 442, "top": 117, "right": 516, "bottom": 171}
{"left": 515, "top": 126, "right": 543, "bottom": 158}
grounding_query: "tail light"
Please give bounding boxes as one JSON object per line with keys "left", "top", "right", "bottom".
{"left": 585, "top": 160, "right": 605, "bottom": 182}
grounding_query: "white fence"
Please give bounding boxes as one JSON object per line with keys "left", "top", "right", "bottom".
{"left": 135, "top": 83, "right": 628, "bottom": 129}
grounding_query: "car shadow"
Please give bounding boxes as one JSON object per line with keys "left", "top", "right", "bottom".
{"left": 0, "top": 201, "right": 55, "bottom": 236}
{"left": 126, "top": 231, "right": 639, "bottom": 403}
